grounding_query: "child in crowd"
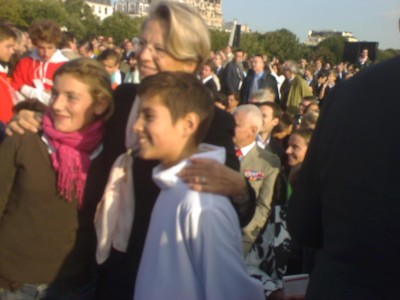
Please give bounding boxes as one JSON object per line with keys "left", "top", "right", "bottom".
{"left": 11, "top": 19, "right": 68, "bottom": 105}
{"left": 0, "top": 24, "right": 16, "bottom": 125}
{"left": 97, "top": 48, "right": 124, "bottom": 89}
{"left": 225, "top": 91, "right": 240, "bottom": 113}
{"left": 132, "top": 72, "right": 264, "bottom": 300}
{"left": 0, "top": 58, "right": 113, "bottom": 299}
{"left": 123, "top": 51, "right": 140, "bottom": 84}
{"left": 286, "top": 128, "right": 313, "bottom": 189}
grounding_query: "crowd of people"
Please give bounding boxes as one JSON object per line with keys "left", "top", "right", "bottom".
{"left": 0, "top": 1, "right": 398, "bottom": 300}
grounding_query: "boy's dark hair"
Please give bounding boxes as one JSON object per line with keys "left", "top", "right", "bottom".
{"left": 59, "top": 31, "right": 75, "bottom": 49}
{"left": 78, "top": 39, "right": 93, "bottom": 53}
{"left": 97, "top": 48, "right": 121, "bottom": 64}
{"left": 0, "top": 23, "right": 17, "bottom": 42}
{"left": 138, "top": 72, "right": 215, "bottom": 144}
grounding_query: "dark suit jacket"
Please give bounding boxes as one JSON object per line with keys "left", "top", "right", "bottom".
{"left": 287, "top": 56, "right": 400, "bottom": 299}
{"left": 265, "top": 137, "right": 285, "bottom": 166}
{"left": 220, "top": 60, "right": 243, "bottom": 94}
{"left": 87, "top": 83, "right": 254, "bottom": 300}
{"left": 204, "top": 77, "right": 218, "bottom": 101}
{"left": 239, "top": 69, "right": 279, "bottom": 105}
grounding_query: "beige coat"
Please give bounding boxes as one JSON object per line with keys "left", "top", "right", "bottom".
{"left": 240, "top": 145, "right": 280, "bottom": 255}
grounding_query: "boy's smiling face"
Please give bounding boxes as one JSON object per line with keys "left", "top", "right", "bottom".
{"left": 133, "top": 95, "right": 190, "bottom": 168}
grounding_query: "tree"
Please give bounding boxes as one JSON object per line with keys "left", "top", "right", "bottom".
{"left": 100, "top": 12, "right": 142, "bottom": 45}
{"left": 376, "top": 48, "right": 400, "bottom": 63}
{"left": 261, "top": 29, "right": 305, "bottom": 61}
{"left": 209, "top": 29, "right": 229, "bottom": 52}
{"left": 240, "top": 32, "right": 265, "bottom": 55}
{"left": 315, "top": 35, "right": 346, "bottom": 64}
{"left": 19, "top": 0, "right": 68, "bottom": 28}
{"left": 63, "top": 0, "right": 100, "bottom": 40}
{"left": 0, "top": 0, "right": 27, "bottom": 27}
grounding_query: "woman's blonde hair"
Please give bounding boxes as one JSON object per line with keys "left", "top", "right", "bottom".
{"left": 53, "top": 58, "right": 114, "bottom": 120}
{"left": 147, "top": 1, "right": 210, "bottom": 72}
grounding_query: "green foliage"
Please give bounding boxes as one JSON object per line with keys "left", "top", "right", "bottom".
{"left": 19, "top": 0, "right": 68, "bottom": 28}
{"left": 63, "top": 0, "right": 100, "bottom": 40}
{"left": 3, "top": 1, "right": 398, "bottom": 63}
{"left": 0, "top": 0, "right": 27, "bottom": 27}
{"left": 209, "top": 29, "right": 229, "bottom": 52}
{"left": 100, "top": 12, "right": 143, "bottom": 46}
{"left": 240, "top": 32, "right": 265, "bottom": 55}
{"left": 314, "top": 35, "right": 346, "bottom": 64}
{"left": 376, "top": 48, "right": 400, "bottom": 63}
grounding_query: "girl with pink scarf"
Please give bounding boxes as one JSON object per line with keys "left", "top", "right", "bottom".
{"left": 0, "top": 58, "right": 113, "bottom": 299}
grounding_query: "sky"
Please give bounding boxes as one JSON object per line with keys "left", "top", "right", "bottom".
{"left": 222, "top": 0, "right": 400, "bottom": 50}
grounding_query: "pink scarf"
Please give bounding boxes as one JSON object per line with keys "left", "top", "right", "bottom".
{"left": 42, "top": 112, "right": 104, "bottom": 208}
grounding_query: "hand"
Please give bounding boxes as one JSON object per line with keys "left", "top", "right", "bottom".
{"left": 178, "top": 157, "right": 247, "bottom": 199}
{"left": 5, "top": 110, "right": 42, "bottom": 136}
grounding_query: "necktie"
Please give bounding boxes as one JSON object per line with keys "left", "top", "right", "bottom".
{"left": 235, "top": 148, "right": 243, "bottom": 160}
{"left": 251, "top": 75, "right": 258, "bottom": 96}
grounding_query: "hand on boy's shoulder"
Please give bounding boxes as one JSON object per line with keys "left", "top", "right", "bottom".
{"left": 178, "top": 157, "right": 245, "bottom": 197}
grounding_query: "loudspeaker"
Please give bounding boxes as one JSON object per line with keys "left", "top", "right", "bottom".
{"left": 232, "top": 24, "right": 241, "bottom": 48}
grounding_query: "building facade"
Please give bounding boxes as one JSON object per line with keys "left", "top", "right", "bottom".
{"left": 304, "top": 30, "right": 358, "bottom": 46}
{"left": 114, "top": 0, "right": 151, "bottom": 17}
{"left": 85, "top": 0, "right": 114, "bottom": 20}
{"left": 114, "top": 0, "right": 223, "bottom": 29}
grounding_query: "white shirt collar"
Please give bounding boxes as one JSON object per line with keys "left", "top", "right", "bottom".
{"left": 240, "top": 141, "right": 256, "bottom": 157}
{"left": 0, "top": 64, "right": 8, "bottom": 73}
{"left": 256, "top": 135, "right": 270, "bottom": 149}
{"left": 152, "top": 144, "right": 226, "bottom": 190}
{"left": 202, "top": 75, "right": 213, "bottom": 84}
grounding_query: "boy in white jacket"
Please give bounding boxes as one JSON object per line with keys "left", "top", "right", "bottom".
{"left": 132, "top": 72, "right": 264, "bottom": 300}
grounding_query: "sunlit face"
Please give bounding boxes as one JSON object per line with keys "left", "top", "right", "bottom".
{"left": 252, "top": 56, "right": 264, "bottom": 74}
{"left": 213, "top": 55, "right": 222, "bottom": 67}
{"left": 327, "top": 73, "right": 336, "bottom": 84}
{"left": 0, "top": 37, "right": 15, "bottom": 62}
{"left": 259, "top": 105, "right": 278, "bottom": 135}
{"left": 101, "top": 58, "right": 119, "bottom": 75}
{"left": 304, "top": 69, "right": 313, "bottom": 79}
{"left": 233, "top": 112, "right": 253, "bottom": 148}
{"left": 133, "top": 95, "right": 187, "bottom": 167}
{"left": 234, "top": 51, "right": 244, "bottom": 63}
{"left": 35, "top": 40, "right": 57, "bottom": 61}
{"left": 286, "top": 134, "right": 308, "bottom": 167}
{"left": 50, "top": 74, "right": 103, "bottom": 132}
{"left": 200, "top": 64, "right": 213, "bottom": 79}
{"left": 137, "top": 19, "right": 192, "bottom": 79}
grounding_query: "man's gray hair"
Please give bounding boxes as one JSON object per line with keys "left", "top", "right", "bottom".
{"left": 249, "top": 88, "right": 275, "bottom": 103}
{"left": 284, "top": 60, "right": 299, "bottom": 75}
{"left": 233, "top": 104, "right": 263, "bottom": 132}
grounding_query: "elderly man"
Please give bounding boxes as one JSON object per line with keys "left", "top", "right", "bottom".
{"left": 280, "top": 60, "right": 313, "bottom": 115}
{"left": 233, "top": 105, "right": 280, "bottom": 255}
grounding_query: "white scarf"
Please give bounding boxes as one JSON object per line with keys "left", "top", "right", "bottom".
{"left": 94, "top": 96, "right": 140, "bottom": 264}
